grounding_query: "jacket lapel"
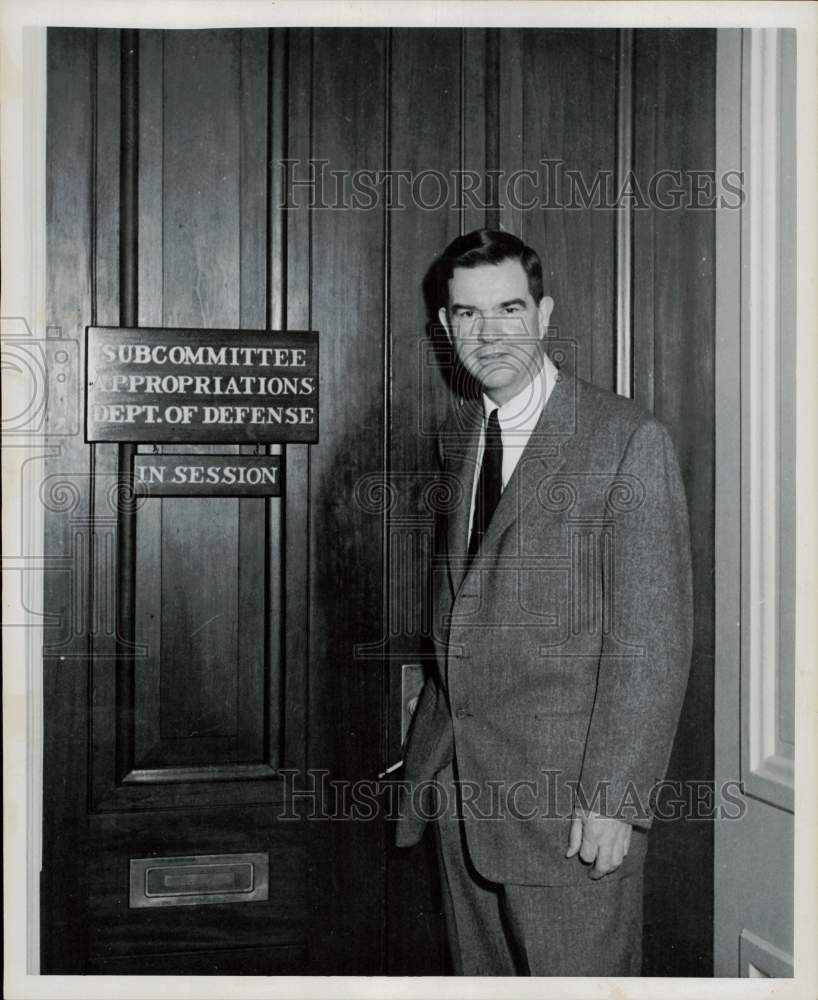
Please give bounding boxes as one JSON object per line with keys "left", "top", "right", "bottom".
{"left": 442, "top": 399, "right": 482, "bottom": 596}
{"left": 457, "top": 371, "right": 582, "bottom": 588}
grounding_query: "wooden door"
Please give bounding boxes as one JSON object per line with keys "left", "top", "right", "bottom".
{"left": 43, "top": 26, "right": 388, "bottom": 975}
{"left": 42, "top": 26, "right": 717, "bottom": 975}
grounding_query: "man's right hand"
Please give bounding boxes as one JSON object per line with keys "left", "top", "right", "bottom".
{"left": 566, "top": 809, "right": 632, "bottom": 879}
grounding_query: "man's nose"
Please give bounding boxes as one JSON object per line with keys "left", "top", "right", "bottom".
{"left": 476, "top": 313, "right": 502, "bottom": 340}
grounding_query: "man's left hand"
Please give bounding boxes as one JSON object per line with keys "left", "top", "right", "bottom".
{"left": 565, "top": 809, "right": 632, "bottom": 879}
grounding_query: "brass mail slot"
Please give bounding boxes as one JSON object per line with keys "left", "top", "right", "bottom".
{"left": 129, "top": 853, "right": 269, "bottom": 908}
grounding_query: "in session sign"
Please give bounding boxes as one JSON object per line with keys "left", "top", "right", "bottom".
{"left": 86, "top": 327, "right": 319, "bottom": 443}
{"left": 133, "top": 454, "right": 282, "bottom": 498}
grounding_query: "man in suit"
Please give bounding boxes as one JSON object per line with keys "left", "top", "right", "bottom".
{"left": 396, "top": 229, "right": 693, "bottom": 976}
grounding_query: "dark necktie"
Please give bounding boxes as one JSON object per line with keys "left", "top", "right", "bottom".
{"left": 468, "top": 408, "right": 502, "bottom": 560}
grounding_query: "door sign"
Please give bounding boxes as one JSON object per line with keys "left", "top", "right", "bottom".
{"left": 86, "top": 326, "right": 319, "bottom": 444}
{"left": 132, "top": 454, "right": 283, "bottom": 497}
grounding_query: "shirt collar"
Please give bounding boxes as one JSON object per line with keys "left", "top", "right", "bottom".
{"left": 482, "top": 352, "right": 558, "bottom": 437}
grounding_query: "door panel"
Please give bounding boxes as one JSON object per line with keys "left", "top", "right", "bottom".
{"left": 305, "top": 27, "right": 390, "bottom": 972}
{"left": 381, "top": 28, "right": 464, "bottom": 973}
{"left": 633, "top": 29, "right": 717, "bottom": 975}
{"left": 519, "top": 28, "right": 617, "bottom": 388}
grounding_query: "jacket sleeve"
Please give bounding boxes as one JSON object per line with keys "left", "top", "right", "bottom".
{"left": 577, "top": 417, "right": 693, "bottom": 828}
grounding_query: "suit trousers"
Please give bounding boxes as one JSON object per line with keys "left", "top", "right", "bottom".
{"left": 434, "top": 762, "right": 644, "bottom": 977}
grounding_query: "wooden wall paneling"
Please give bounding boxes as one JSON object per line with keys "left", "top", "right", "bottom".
{"left": 89, "top": 29, "right": 122, "bottom": 802}
{"left": 645, "top": 30, "right": 716, "bottom": 659}
{"left": 137, "top": 31, "right": 164, "bottom": 330}
{"left": 236, "top": 481, "right": 269, "bottom": 764}
{"left": 155, "top": 29, "right": 245, "bottom": 767}
{"left": 159, "top": 506, "right": 240, "bottom": 740}
{"left": 634, "top": 28, "right": 716, "bottom": 977}
{"left": 239, "top": 30, "right": 270, "bottom": 333}
{"left": 265, "top": 27, "right": 288, "bottom": 769}
{"left": 282, "top": 27, "right": 311, "bottom": 773}
{"left": 498, "top": 28, "right": 523, "bottom": 236}
{"left": 521, "top": 29, "right": 617, "bottom": 390}
{"left": 267, "top": 30, "right": 287, "bottom": 332}
{"left": 162, "top": 30, "right": 241, "bottom": 331}
{"left": 132, "top": 489, "right": 161, "bottom": 766}
{"left": 583, "top": 30, "right": 618, "bottom": 392}
{"left": 93, "top": 31, "right": 122, "bottom": 327}
{"left": 461, "top": 29, "right": 487, "bottom": 234}
{"left": 309, "top": 27, "right": 388, "bottom": 972}
{"left": 384, "top": 28, "right": 462, "bottom": 975}
{"left": 385, "top": 27, "right": 462, "bottom": 670}
{"left": 115, "top": 28, "right": 140, "bottom": 787}
{"left": 130, "top": 28, "right": 165, "bottom": 792}
{"left": 633, "top": 29, "right": 717, "bottom": 687}
{"left": 42, "top": 26, "right": 97, "bottom": 972}
{"left": 236, "top": 30, "right": 277, "bottom": 766}
{"left": 280, "top": 25, "right": 316, "bottom": 967}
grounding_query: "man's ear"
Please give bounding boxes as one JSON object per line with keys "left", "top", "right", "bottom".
{"left": 438, "top": 306, "right": 451, "bottom": 338}
{"left": 538, "top": 295, "right": 555, "bottom": 335}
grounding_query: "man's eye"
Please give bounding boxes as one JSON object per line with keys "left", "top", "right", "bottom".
{"left": 458, "top": 310, "right": 474, "bottom": 319}
{"left": 503, "top": 305, "right": 520, "bottom": 314}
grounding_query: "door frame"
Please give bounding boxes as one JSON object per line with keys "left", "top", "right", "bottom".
{"left": 714, "top": 25, "right": 803, "bottom": 978}
{"left": 4, "top": 24, "right": 48, "bottom": 978}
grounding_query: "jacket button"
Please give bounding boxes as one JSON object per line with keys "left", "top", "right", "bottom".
{"left": 455, "top": 707, "right": 471, "bottom": 719}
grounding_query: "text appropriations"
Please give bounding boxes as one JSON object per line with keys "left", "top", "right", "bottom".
{"left": 86, "top": 327, "right": 319, "bottom": 443}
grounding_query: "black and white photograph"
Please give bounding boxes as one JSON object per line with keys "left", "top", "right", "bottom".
{"left": 2, "top": 1, "right": 816, "bottom": 996}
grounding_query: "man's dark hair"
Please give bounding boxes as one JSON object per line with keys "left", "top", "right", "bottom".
{"left": 433, "top": 229, "right": 544, "bottom": 311}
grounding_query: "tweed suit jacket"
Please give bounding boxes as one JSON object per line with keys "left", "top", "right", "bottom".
{"left": 395, "top": 370, "right": 694, "bottom": 887}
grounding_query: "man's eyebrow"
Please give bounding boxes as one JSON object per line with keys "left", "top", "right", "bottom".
{"left": 450, "top": 298, "right": 528, "bottom": 312}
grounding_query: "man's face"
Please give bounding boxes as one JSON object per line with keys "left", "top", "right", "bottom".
{"left": 440, "top": 258, "right": 555, "bottom": 406}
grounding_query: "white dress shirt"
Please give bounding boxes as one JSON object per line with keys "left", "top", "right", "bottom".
{"left": 468, "top": 353, "right": 559, "bottom": 537}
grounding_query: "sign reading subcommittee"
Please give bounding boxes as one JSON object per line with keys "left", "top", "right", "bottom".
{"left": 86, "top": 327, "right": 319, "bottom": 444}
